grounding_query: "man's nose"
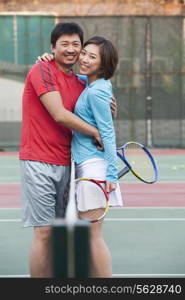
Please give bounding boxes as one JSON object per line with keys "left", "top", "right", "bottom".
{"left": 66, "top": 45, "right": 75, "bottom": 52}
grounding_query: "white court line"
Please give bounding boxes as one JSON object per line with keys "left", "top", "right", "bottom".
{"left": 113, "top": 274, "right": 185, "bottom": 278}
{"left": 1, "top": 218, "right": 185, "bottom": 222}
{"left": 1, "top": 207, "right": 185, "bottom": 210}
{"left": 0, "top": 219, "right": 21, "bottom": 222}
{"left": 0, "top": 179, "right": 20, "bottom": 182}
{"left": 118, "top": 180, "right": 185, "bottom": 184}
{"left": 1, "top": 180, "right": 185, "bottom": 184}
{"left": 105, "top": 218, "right": 185, "bottom": 222}
{"left": 0, "top": 182, "right": 19, "bottom": 184}
{"left": 0, "top": 208, "right": 21, "bottom": 210}
{"left": 0, "top": 274, "right": 185, "bottom": 278}
{"left": 111, "top": 207, "right": 185, "bottom": 210}
{"left": 0, "top": 275, "right": 30, "bottom": 278}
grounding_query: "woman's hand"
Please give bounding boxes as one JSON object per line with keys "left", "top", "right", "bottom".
{"left": 105, "top": 181, "right": 117, "bottom": 193}
{"left": 36, "top": 53, "right": 54, "bottom": 63}
{"left": 110, "top": 96, "right": 117, "bottom": 119}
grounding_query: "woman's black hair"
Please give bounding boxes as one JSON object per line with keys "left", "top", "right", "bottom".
{"left": 83, "top": 36, "right": 118, "bottom": 79}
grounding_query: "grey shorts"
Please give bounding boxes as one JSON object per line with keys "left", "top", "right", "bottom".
{"left": 20, "top": 160, "right": 71, "bottom": 227}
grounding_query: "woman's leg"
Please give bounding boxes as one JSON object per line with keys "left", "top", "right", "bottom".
{"left": 80, "top": 209, "right": 112, "bottom": 278}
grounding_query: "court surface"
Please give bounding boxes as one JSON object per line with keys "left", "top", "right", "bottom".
{"left": 0, "top": 149, "right": 185, "bottom": 278}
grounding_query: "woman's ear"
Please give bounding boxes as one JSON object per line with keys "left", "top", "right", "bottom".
{"left": 51, "top": 45, "right": 55, "bottom": 56}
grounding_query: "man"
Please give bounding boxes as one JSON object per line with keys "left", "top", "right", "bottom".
{"left": 19, "top": 22, "right": 116, "bottom": 277}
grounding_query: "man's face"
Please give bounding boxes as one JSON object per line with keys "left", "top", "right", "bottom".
{"left": 52, "top": 34, "right": 82, "bottom": 67}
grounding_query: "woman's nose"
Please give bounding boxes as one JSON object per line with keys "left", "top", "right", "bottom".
{"left": 81, "top": 56, "right": 88, "bottom": 63}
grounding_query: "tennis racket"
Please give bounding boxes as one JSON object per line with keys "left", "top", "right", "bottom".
{"left": 117, "top": 141, "right": 158, "bottom": 183}
{"left": 75, "top": 178, "right": 109, "bottom": 223}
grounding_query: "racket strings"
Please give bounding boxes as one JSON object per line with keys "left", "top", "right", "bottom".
{"left": 124, "top": 143, "right": 156, "bottom": 182}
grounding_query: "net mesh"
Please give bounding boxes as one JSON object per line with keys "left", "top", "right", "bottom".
{"left": 52, "top": 160, "right": 90, "bottom": 278}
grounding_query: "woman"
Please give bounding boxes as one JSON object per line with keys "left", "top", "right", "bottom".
{"left": 72, "top": 36, "right": 122, "bottom": 278}
{"left": 38, "top": 36, "right": 123, "bottom": 277}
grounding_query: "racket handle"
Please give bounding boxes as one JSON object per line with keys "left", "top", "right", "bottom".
{"left": 118, "top": 166, "right": 130, "bottom": 179}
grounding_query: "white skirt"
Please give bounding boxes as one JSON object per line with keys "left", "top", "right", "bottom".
{"left": 75, "top": 158, "right": 123, "bottom": 212}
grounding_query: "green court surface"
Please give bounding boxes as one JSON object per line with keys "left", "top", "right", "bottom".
{"left": 0, "top": 155, "right": 20, "bottom": 183}
{"left": 0, "top": 150, "right": 185, "bottom": 278}
{"left": 0, "top": 208, "right": 185, "bottom": 277}
{"left": 1, "top": 150, "right": 185, "bottom": 183}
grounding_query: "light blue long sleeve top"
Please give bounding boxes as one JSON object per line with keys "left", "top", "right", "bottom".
{"left": 71, "top": 75, "right": 118, "bottom": 183}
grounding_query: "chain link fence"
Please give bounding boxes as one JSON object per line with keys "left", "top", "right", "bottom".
{"left": 0, "top": 15, "right": 185, "bottom": 148}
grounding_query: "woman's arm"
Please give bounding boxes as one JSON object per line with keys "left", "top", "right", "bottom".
{"left": 88, "top": 87, "right": 118, "bottom": 191}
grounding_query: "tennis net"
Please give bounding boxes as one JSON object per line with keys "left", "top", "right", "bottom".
{"left": 52, "top": 159, "right": 91, "bottom": 278}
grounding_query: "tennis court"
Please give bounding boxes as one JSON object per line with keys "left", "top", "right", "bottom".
{"left": 0, "top": 148, "right": 185, "bottom": 278}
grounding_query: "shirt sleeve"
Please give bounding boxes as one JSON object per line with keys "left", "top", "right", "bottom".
{"left": 76, "top": 74, "right": 88, "bottom": 85}
{"left": 30, "top": 61, "right": 59, "bottom": 97}
{"left": 88, "top": 87, "right": 118, "bottom": 183}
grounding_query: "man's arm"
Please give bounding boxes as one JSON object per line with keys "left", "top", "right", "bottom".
{"left": 40, "top": 91, "right": 103, "bottom": 147}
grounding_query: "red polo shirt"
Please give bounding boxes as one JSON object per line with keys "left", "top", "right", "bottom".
{"left": 19, "top": 60, "right": 85, "bottom": 165}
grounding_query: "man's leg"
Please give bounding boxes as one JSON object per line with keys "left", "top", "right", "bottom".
{"left": 30, "top": 226, "right": 52, "bottom": 278}
{"left": 20, "top": 160, "right": 71, "bottom": 277}
{"left": 20, "top": 161, "right": 56, "bottom": 277}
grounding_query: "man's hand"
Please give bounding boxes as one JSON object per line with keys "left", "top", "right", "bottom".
{"left": 111, "top": 96, "right": 117, "bottom": 119}
{"left": 93, "top": 135, "right": 104, "bottom": 151}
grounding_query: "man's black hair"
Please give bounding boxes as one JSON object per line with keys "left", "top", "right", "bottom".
{"left": 51, "top": 22, "right": 84, "bottom": 46}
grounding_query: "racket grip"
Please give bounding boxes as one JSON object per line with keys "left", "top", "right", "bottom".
{"left": 118, "top": 166, "right": 130, "bottom": 179}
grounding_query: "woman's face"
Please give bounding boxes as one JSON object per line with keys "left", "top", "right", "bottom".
{"left": 78, "top": 44, "right": 102, "bottom": 80}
